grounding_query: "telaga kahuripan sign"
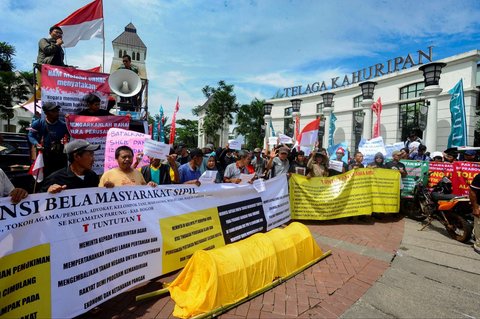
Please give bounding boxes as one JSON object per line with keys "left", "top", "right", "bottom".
{"left": 283, "top": 46, "right": 434, "bottom": 97}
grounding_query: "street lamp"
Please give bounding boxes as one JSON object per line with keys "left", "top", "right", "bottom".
{"left": 358, "top": 81, "right": 377, "bottom": 139}
{"left": 419, "top": 62, "right": 446, "bottom": 86}
{"left": 263, "top": 103, "right": 273, "bottom": 116}
{"left": 321, "top": 92, "right": 335, "bottom": 108}
{"left": 290, "top": 99, "right": 302, "bottom": 142}
{"left": 359, "top": 81, "right": 377, "bottom": 100}
{"left": 419, "top": 62, "right": 446, "bottom": 151}
{"left": 320, "top": 92, "right": 335, "bottom": 147}
{"left": 263, "top": 103, "right": 274, "bottom": 150}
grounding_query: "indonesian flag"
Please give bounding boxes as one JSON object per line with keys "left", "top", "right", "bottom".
{"left": 85, "top": 65, "right": 102, "bottom": 72}
{"left": 29, "top": 151, "right": 45, "bottom": 183}
{"left": 169, "top": 98, "right": 180, "bottom": 145}
{"left": 297, "top": 118, "right": 320, "bottom": 147}
{"left": 372, "top": 97, "right": 382, "bottom": 138}
{"left": 56, "top": 0, "right": 104, "bottom": 48}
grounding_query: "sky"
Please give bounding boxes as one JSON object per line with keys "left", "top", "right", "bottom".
{"left": 2, "top": 0, "right": 480, "bottom": 121}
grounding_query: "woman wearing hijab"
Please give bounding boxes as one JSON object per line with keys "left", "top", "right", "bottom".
{"left": 368, "top": 152, "right": 385, "bottom": 168}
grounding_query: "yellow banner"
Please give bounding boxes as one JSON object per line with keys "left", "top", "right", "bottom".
{"left": 289, "top": 168, "right": 400, "bottom": 220}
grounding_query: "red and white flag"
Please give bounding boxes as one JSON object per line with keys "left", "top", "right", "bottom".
{"left": 56, "top": 0, "right": 104, "bottom": 48}
{"left": 297, "top": 118, "right": 320, "bottom": 147}
{"left": 29, "top": 151, "right": 45, "bottom": 183}
{"left": 169, "top": 98, "right": 180, "bottom": 145}
{"left": 372, "top": 97, "right": 382, "bottom": 138}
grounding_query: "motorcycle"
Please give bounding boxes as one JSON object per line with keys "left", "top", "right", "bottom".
{"left": 401, "top": 175, "right": 473, "bottom": 243}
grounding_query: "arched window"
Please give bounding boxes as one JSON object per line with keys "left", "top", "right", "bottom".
{"left": 137, "top": 52, "right": 140, "bottom": 61}
{"left": 118, "top": 50, "right": 122, "bottom": 58}
{"left": 132, "top": 51, "right": 135, "bottom": 60}
{"left": 399, "top": 82, "right": 425, "bottom": 141}
{"left": 123, "top": 50, "right": 127, "bottom": 57}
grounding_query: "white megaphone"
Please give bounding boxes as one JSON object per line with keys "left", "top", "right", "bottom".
{"left": 108, "top": 69, "right": 142, "bottom": 97}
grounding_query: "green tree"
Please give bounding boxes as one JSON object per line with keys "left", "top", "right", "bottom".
{"left": 0, "top": 41, "right": 15, "bottom": 72}
{"left": 193, "top": 80, "right": 238, "bottom": 144}
{"left": 175, "top": 119, "right": 198, "bottom": 148}
{"left": 236, "top": 98, "right": 265, "bottom": 150}
{"left": 0, "top": 42, "right": 30, "bottom": 127}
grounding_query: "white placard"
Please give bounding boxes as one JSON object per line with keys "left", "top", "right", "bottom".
{"left": 143, "top": 138, "right": 170, "bottom": 160}
{"left": 228, "top": 139, "right": 242, "bottom": 150}
{"left": 279, "top": 133, "right": 293, "bottom": 144}
{"left": 199, "top": 170, "right": 217, "bottom": 184}
{"left": 253, "top": 178, "right": 266, "bottom": 192}
{"left": 329, "top": 160, "right": 344, "bottom": 172}
{"left": 268, "top": 137, "right": 278, "bottom": 146}
{"left": 239, "top": 173, "right": 256, "bottom": 184}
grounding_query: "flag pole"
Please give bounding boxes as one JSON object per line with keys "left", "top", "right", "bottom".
{"left": 102, "top": 19, "right": 105, "bottom": 72}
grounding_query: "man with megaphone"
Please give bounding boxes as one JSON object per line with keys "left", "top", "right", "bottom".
{"left": 119, "top": 54, "right": 139, "bottom": 74}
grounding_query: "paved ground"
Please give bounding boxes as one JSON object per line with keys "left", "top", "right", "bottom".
{"left": 78, "top": 214, "right": 407, "bottom": 318}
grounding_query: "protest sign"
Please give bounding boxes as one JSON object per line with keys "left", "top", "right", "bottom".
{"left": 143, "top": 138, "right": 170, "bottom": 160}
{"left": 427, "top": 162, "right": 454, "bottom": 188}
{"left": 268, "top": 137, "right": 278, "bottom": 146}
{"left": 66, "top": 115, "right": 130, "bottom": 174}
{"left": 451, "top": 161, "right": 480, "bottom": 196}
{"left": 278, "top": 133, "right": 293, "bottom": 144}
{"left": 199, "top": 170, "right": 217, "bottom": 184}
{"left": 399, "top": 160, "right": 429, "bottom": 197}
{"left": 329, "top": 160, "right": 344, "bottom": 173}
{"left": 41, "top": 65, "right": 110, "bottom": 118}
{"left": 104, "top": 128, "right": 150, "bottom": 171}
{"left": 289, "top": 168, "right": 400, "bottom": 220}
{"left": 228, "top": 140, "right": 242, "bottom": 150}
{"left": 385, "top": 142, "right": 405, "bottom": 159}
{"left": 0, "top": 176, "right": 290, "bottom": 318}
{"left": 358, "top": 137, "right": 386, "bottom": 165}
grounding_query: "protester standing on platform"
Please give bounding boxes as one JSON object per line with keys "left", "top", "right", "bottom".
{"left": 0, "top": 168, "right": 28, "bottom": 203}
{"left": 42, "top": 139, "right": 100, "bottom": 193}
{"left": 37, "top": 26, "right": 66, "bottom": 66}
{"left": 77, "top": 93, "right": 111, "bottom": 116}
{"left": 100, "top": 146, "right": 156, "bottom": 187}
{"left": 28, "top": 102, "right": 69, "bottom": 178}
{"left": 119, "top": 54, "right": 139, "bottom": 74}
{"left": 431, "top": 151, "right": 444, "bottom": 162}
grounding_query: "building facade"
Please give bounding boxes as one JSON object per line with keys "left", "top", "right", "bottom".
{"left": 266, "top": 49, "right": 480, "bottom": 153}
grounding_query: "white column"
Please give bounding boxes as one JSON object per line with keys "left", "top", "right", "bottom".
{"left": 361, "top": 99, "right": 373, "bottom": 140}
{"left": 323, "top": 107, "right": 332, "bottom": 147}
{"left": 264, "top": 114, "right": 271, "bottom": 151}
{"left": 421, "top": 85, "right": 443, "bottom": 151}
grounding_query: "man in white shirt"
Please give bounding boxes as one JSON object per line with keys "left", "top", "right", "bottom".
{"left": 1, "top": 169, "right": 28, "bottom": 203}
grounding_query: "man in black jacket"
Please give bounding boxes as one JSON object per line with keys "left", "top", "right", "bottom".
{"left": 42, "top": 139, "right": 100, "bottom": 193}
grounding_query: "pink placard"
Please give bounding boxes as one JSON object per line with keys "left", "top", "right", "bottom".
{"left": 104, "top": 128, "right": 150, "bottom": 172}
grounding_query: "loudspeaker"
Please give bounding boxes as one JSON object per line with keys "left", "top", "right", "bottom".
{"left": 108, "top": 69, "right": 142, "bottom": 97}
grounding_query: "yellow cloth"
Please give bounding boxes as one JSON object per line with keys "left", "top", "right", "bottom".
{"left": 168, "top": 222, "right": 322, "bottom": 318}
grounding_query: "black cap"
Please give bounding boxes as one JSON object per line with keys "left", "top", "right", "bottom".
{"left": 43, "top": 102, "right": 60, "bottom": 112}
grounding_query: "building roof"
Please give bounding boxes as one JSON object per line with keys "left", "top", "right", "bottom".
{"left": 112, "top": 23, "right": 146, "bottom": 48}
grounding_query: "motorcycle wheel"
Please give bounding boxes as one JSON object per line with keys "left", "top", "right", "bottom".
{"left": 445, "top": 214, "right": 473, "bottom": 243}
{"left": 401, "top": 199, "right": 427, "bottom": 221}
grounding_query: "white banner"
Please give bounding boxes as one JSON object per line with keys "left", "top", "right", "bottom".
{"left": 0, "top": 176, "right": 290, "bottom": 318}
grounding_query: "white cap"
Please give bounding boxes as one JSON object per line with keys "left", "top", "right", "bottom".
{"left": 431, "top": 151, "right": 443, "bottom": 158}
